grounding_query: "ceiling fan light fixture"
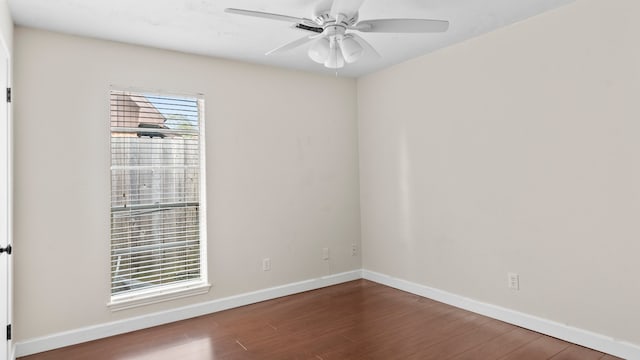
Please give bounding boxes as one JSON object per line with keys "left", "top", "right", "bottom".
{"left": 308, "top": 38, "right": 331, "bottom": 64}
{"left": 324, "top": 43, "right": 345, "bottom": 69}
{"left": 339, "top": 35, "right": 364, "bottom": 63}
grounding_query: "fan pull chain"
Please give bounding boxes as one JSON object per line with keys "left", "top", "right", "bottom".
{"left": 335, "top": 39, "right": 339, "bottom": 77}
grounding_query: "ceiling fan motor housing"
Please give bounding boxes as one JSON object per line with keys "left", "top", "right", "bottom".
{"left": 313, "top": 10, "right": 358, "bottom": 27}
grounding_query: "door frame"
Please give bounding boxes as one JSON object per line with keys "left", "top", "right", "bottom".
{"left": 0, "top": 31, "right": 12, "bottom": 360}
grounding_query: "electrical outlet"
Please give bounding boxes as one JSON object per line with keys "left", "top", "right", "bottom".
{"left": 351, "top": 244, "right": 357, "bottom": 256}
{"left": 262, "top": 258, "right": 271, "bottom": 271}
{"left": 323, "top": 247, "right": 330, "bottom": 260}
{"left": 507, "top": 272, "right": 519, "bottom": 290}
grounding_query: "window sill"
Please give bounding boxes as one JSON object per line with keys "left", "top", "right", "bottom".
{"left": 108, "top": 281, "right": 211, "bottom": 312}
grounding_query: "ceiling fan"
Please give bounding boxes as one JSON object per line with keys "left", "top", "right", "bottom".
{"left": 225, "top": 0, "right": 449, "bottom": 69}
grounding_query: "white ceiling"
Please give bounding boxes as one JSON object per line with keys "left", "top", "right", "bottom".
{"left": 8, "top": 0, "right": 573, "bottom": 78}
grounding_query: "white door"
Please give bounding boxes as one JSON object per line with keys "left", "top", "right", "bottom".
{"left": 0, "top": 41, "right": 10, "bottom": 360}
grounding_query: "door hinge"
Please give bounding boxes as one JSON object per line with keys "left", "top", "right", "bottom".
{"left": 6, "top": 324, "right": 11, "bottom": 341}
{"left": 6, "top": 87, "right": 10, "bottom": 103}
{"left": 0, "top": 244, "right": 11, "bottom": 255}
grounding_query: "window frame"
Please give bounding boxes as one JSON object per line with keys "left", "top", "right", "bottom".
{"left": 107, "top": 89, "right": 210, "bottom": 311}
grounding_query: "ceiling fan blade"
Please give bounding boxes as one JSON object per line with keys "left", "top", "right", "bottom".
{"left": 354, "top": 18, "right": 449, "bottom": 33}
{"left": 266, "top": 35, "right": 316, "bottom": 56}
{"left": 330, "top": 0, "right": 365, "bottom": 18}
{"left": 225, "top": 8, "right": 317, "bottom": 27}
{"left": 350, "top": 33, "right": 381, "bottom": 58}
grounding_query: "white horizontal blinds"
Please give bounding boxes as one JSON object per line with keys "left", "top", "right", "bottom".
{"left": 110, "top": 90, "right": 202, "bottom": 296}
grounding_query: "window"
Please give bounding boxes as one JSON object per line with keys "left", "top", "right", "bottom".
{"left": 109, "top": 90, "right": 208, "bottom": 309}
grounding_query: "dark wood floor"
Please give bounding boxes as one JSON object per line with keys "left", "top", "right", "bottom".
{"left": 20, "top": 280, "right": 622, "bottom": 360}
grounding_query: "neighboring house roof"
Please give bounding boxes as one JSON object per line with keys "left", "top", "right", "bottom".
{"left": 128, "top": 95, "right": 166, "bottom": 125}
{"left": 111, "top": 93, "right": 172, "bottom": 138}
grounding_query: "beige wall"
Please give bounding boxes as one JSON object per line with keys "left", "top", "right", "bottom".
{"left": 13, "top": 27, "right": 360, "bottom": 341}
{"left": 358, "top": 0, "right": 640, "bottom": 347}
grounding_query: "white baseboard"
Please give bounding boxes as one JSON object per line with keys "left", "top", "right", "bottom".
{"left": 14, "top": 270, "right": 362, "bottom": 358}
{"left": 362, "top": 270, "right": 639, "bottom": 360}
{"left": 14, "top": 269, "right": 640, "bottom": 360}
